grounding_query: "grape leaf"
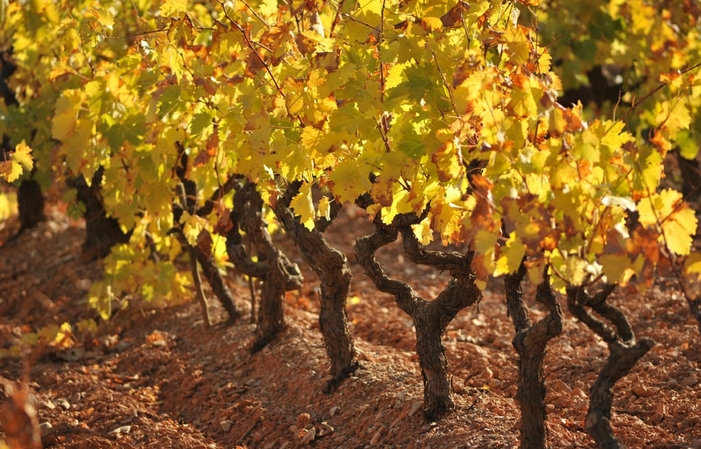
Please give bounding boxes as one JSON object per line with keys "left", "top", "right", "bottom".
{"left": 289, "top": 182, "right": 316, "bottom": 231}
{"left": 494, "top": 232, "right": 527, "bottom": 276}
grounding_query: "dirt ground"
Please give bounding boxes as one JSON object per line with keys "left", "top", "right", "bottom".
{"left": 1, "top": 202, "right": 701, "bottom": 449}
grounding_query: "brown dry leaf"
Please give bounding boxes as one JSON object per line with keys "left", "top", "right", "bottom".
{"left": 0, "top": 378, "right": 40, "bottom": 449}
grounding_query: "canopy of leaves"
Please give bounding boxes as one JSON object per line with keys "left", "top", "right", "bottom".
{"left": 2, "top": 0, "right": 700, "bottom": 309}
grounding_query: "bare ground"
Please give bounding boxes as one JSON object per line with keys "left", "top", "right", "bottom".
{"left": 1, "top": 204, "right": 700, "bottom": 448}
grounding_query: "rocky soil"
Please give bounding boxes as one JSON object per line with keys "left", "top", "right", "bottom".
{"left": 1, "top": 203, "right": 700, "bottom": 448}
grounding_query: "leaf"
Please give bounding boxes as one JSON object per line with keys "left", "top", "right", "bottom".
{"left": 52, "top": 90, "right": 84, "bottom": 141}
{"left": 181, "top": 212, "right": 210, "bottom": 246}
{"left": 0, "top": 143, "right": 33, "bottom": 182}
{"left": 502, "top": 27, "right": 531, "bottom": 65}
{"left": 329, "top": 159, "right": 373, "bottom": 204}
{"left": 12, "top": 143, "right": 33, "bottom": 171}
{"left": 421, "top": 17, "right": 443, "bottom": 32}
{"left": 656, "top": 101, "right": 691, "bottom": 136}
{"left": 638, "top": 189, "right": 697, "bottom": 256}
{"left": 317, "top": 196, "right": 331, "bottom": 222}
{"left": 599, "top": 254, "right": 637, "bottom": 285}
{"left": 683, "top": 252, "right": 701, "bottom": 279}
{"left": 289, "top": 182, "right": 316, "bottom": 231}
{"left": 494, "top": 232, "right": 526, "bottom": 276}
{"left": 160, "top": 0, "right": 187, "bottom": 18}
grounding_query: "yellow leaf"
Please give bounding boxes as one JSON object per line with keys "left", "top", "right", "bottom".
{"left": 160, "top": 0, "right": 187, "bottom": 18}
{"left": 0, "top": 160, "right": 22, "bottom": 182}
{"left": 91, "top": 6, "right": 114, "bottom": 29}
{"left": 656, "top": 101, "right": 691, "bottom": 135}
{"left": 599, "top": 254, "right": 637, "bottom": 285}
{"left": 431, "top": 140, "right": 462, "bottom": 182}
{"left": 0, "top": 142, "right": 32, "bottom": 182}
{"left": 638, "top": 189, "right": 697, "bottom": 256}
{"left": 683, "top": 252, "right": 701, "bottom": 279}
{"left": 330, "top": 159, "right": 373, "bottom": 204}
{"left": 494, "top": 232, "right": 526, "bottom": 276}
{"left": 12, "top": 142, "right": 33, "bottom": 171}
{"left": 181, "top": 212, "right": 209, "bottom": 246}
{"left": 290, "top": 182, "right": 315, "bottom": 230}
{"left": 600, "top": 120, "right": 633, "bottom": 150}
{"left": 502, "top": 27, "right": 531, "bottom": 65}
{"left": 317, "top": 195, "right": 331, "bottom": 222}
{"left": 52, "top": 90, "right": 84, "bottom": 141}
{"left": 421, "top": 17, "right": 443, "bottom": 32}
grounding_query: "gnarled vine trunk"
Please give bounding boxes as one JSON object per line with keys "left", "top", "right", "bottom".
{"left": 68, "top": 167, "right": 130, "bottom": 260}
{"left": 504, "top": 264, "right": 562, "bottom": 449}
{"left": 354, "top": 211, "right": 482, "bottom": 419}
{"left": 1, "top": 50, "right": 46, "bottom": 234}
{"left": 172, "top": 151, "right": 240, "bottom": 324}
{"left": 274, "top": 181, "right": 357, "bottom": 392}
{"left": 17, "top": 179, "right": 45, "bottom": 232}
{"left": 567, "top": 285, "right": 654, "bottom": 449}
{"left": 226, "top": 179, "right": 302, "bottom": 352}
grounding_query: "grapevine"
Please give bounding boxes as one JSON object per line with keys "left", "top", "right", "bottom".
{"left": 1, "top": 0, "right": 700, "bottom": 448}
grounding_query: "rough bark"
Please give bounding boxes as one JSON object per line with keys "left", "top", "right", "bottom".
{"left": 226, "top": 180, "right": 302, "bottom": 352}
{"left": 585, "top": 339, "right": 655, "bottom": 449}
{"left": 567, "top": 286, "right": 655, "bottom": 449}
{"left": 354, "top": 212, "right": 482, "bottom": 419}
{"left": 504, "top": 264, "right": 563, "bottom": 449}
{"left": 677, "top": 151, "right": 701, "bottom": 201}
{"left": 173, "top": 153, "right": 240, "bottom": 324}
{"left": 175, "top": 181, "right": 212, "bottom": 327}
{"left": 17, "top": 179, "right": 45, "bottom": 232}
{"left": 274, "top": 182, "right": 357, "bottom": 392}
{"left": 68, "top": 167, "right": 130, "bottom": 259}
{"left": 193, "top": 243, "right": 241, "bottom": 323}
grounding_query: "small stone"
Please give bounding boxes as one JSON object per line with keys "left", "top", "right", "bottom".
{"left": 408, "top": 401, "right": 423, "bottom": 417}
{"left": 55, "top": 398, "right": 70, "bottom": 411}
{"left": 220, "top": 420, "right": 233, "bottom": 432}
{"left": 681, "top": 376, "right": 699, "bottom": 387}
{"left": 41, "top": 399, "right": 56, "bottom": 410}
{"left": 317, "top": 422, "right": 334, "bottom": 437}
{"left": 39, "top": 422, "right": 53, "bottom": 437}
{"left": 632, "top": 384, "right": 655, "bottom": 397}
{"left": 329, "top": 406, "right": 339, "bottom": 417}
{"left": 109, "top": 425, "right": 132, "bottom": 435}
{"left": 39, "top": 422, "right": 57, "bottom": 447}
{"left": 299, "top": 427, "right": 316, "bottom": 445}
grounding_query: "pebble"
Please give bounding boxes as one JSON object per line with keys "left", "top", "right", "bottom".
{"left": 408, "top": 401, "right": 423, "bottom": 417}
{"left": 220, "top": 420, "right": 233, "bottom": 432}
{"left": 109, "top": 425, "right": 132, "bottom": 435}
{"left": 329, "top": 405, "right": 339, "bottom": 417}
{"left": 318, "top": 421, "right": 334, "bottom": 436}
{"left": 299, "top": 427, "right": 316, "bottom": 444}
{"left": 632, "top": 384, "right": 655, "bottom": 397}
{"left": 39, "top": 421, "right": 54, "bottom": 439}
{"left": 681, "top": 375, "right": 699, "bottom": 387}
{"left": 41, "top": 399, "right": 56, "bottom": 410}
{"left": 55, "top": 398, "right": 70, "bottom": 411}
